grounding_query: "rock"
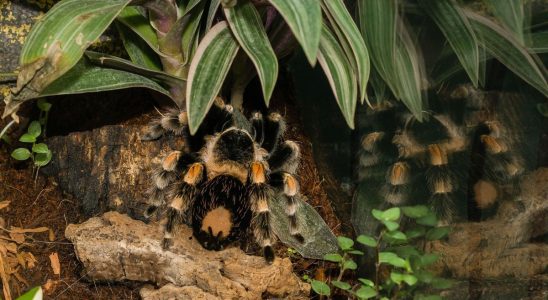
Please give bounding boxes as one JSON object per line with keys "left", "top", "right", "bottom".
{"left": 65, "top": 211, "right": 310, "bottom": 299}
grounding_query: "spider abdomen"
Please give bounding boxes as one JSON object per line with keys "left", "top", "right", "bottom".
{"left": 192, "top": 175, "right": 251, "bottom": 250}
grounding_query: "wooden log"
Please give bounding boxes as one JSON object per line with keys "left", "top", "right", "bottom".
{"left": 65, "top": 211, "right": 310, "bottom": 299}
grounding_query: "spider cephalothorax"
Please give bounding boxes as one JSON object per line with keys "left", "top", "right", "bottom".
{"left": 356, "top": 84, "right": 525, "bottom": 223}
{"left": 142, "top": 98, "right": 303, "bottom": 263}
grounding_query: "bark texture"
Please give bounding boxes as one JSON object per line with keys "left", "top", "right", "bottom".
{"left": 428, "top": 168, "right": 548, "bottom": 278}
{"left": 65, "top": 211, "right": 310, "bottom": 299}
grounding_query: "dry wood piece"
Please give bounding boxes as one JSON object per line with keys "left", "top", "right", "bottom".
{"left": 428, "top": 168, "right": 548, "bottom": 278}
{"left": 65, "top": 211, "right": 310, "bottom": 299}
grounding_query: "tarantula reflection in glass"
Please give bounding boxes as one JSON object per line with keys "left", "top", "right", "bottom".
{"left": 141, "top": 98, "right": 303, "bottom": 263}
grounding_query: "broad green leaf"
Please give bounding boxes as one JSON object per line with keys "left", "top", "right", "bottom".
{"left": 311, "top": 280, "right": 331, "bottom": 296}
{"left": 317, "top": 25, "right": 358, "bottom": 129}
{"left": 417, "top": 213, "right": 438, "bottom": 227}
{"left": 337, "top": 236, "right": 354, "bottom": 250}
{"left": 32, "top": 143, "right": 49, "bottom": 154}
{"left": 11, "top": 148, "right": 31, "bottom": 161}
{"left": 356, "top": 235, "right": 377, "bottom": 247}
{"left": 16, "top": 286, "right": 43, "bottom": 300}
{"left": 405, "top": 227, "right": 426, "bottom": 239}
{"left": 425, "top": 226, "right": 451, "bottom": 240}
{"left": 332, "top": 280, "right": 351, "bottom": 290}
{"left": 486, "top": 0, "right": 524, "bottom": 43}
{"left": 321, "top": 0, "right": 370, "bottom": 103}
{"left": 383, "top": 220, "right": 399, "bottom": 231}
{"left": 402, "top": 205, "right": 430, "bottom": 218}
{"left": 117, "top": 6, "right": 162, "bottom": 56}
{"left": 19, "top": 134, "right": 36, "bottom": 143}
{"left": 28, "top": 121, "right": 41, "bottom": 137}
{"left": 391, "top": 245, "right": 420, "bottom": 258}
{"left": 372, "top": 209, "right": 384, "bottom": 221}
{"left": 225, "top": 1, "right": 278, "bottom": 104}
{"left": 85, "top": 51, "right": 185, "bottom": 89}
{"left": 343, "top": 259, "right": 357, "bottom": 270}
{"left": 390, "top": 272, "right": 404, "bottom": 284}
{"left": 40, "top": 57, "right": 172, "bottom": 98}
{"left": 403, "top": 274, "right": 418, "bottom": 286}
{"left": 385, "top": 230, "right": 407, "bottom": 241}
{"left": 34, "top": 151, "right": 52, "bottom": 167}
{"left": 379, "top": 252, "right": 406, "bottom": 268}
{"left": 357, "top": 0, "right": 424, "bottom": 120}
{"left": 4, "top": 0, "right": 133, "bottom": 118}
{"left": 269, "top": 0, "right": 321, "bottom": 65}
{"left": 323, "top": 253, "right": 343, "bottom": 262}
{"left": 187, "top": 21, "right": 239, "bottom": 134}
{"left": 115, "top": 22, "right": 162, "bottom": 71}
{"left": 355, "top": 286, "right": 377, "bottom": 299}
{"left": 37, "top": 99, "right": 52, "bottom": 112}
{"left": 182, "top": 2, "right": 205, "bottom": 64}
{"left": 466, "top": 11, "right": 548, "bottom": 97}
{"left": 358, "top": 278, "right": 375, "bottom": 287}
{"left": 419, "top": 0, "right": 479, "bottom": 86}
{"left": 381, "top": 207, "right": 401, "bottom": 221}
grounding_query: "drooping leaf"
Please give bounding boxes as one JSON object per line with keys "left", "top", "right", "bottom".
{"left": 317, "top": 25, "right": 358, "bottom": 129}
{"left": 466, "top": 11, "right": 548, "bottom": 97}
{"left": 115, "top": 22, "right": 162, "bottom": 71}
{"left": 85, "top": 51, "right": 185, "bottom": 90}
{"left": 181, "top": 1, "right": 205, "bottom": 64}
{"left": 34, "top": 151, "right": 53, "bottom": 167}
{"left": 321, "top": 0, "right": 370, "bottom": 103}
{"left": 419, "top": 0, "right": 479, "bottom": 86}
{"left": 187, "top": 21, "right": 239, "bottom": 134}
{"left": 358, "top": 0, "right": 424, "bottom": 120}
{"left": 116, "top": 6, "right": 162, "bottom": 56}
{"left": 269, "top": 0, "right": 321, "bottom": 65}
{"left": 4, "top": 0, "right": 133, "bottom": 118}
{"left": 40, "top": 57, "right": 172, "bottom": 99}
{"left": 486, "top": 0, "right": 525, "bottom": 43}
{"left": 225, "top": 1, "right": 278, "bottom": 104}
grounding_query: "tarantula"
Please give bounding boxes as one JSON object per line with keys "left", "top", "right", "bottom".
{"left": 356, "top": 84, "right": 525, "bottom": 223}
{"left": 142, "top": 98, "right": 303, "bottom": 263}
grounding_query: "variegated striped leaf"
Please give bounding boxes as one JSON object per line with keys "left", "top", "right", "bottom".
{"left": 117, "top": 6, "right": 163, "bottom": 56}
{"left": 322, "top": 0, "right": 370, "bottom": 103}
{"left": 187, "top": 22, "right": 239, "bottom": 134}
{"left": 269, "top": 0, "right": 321, "bottom": 65}
{"left": 419, "top": 0, "right": 479, "bottom": 86}
{"left": 225, "top": 1, "right": 278, "bottom": 105}
{"left": 4, "top": 0, "right": 133, "bottom": 118}
{"left": 317, "top": 25, "right": 358, "bottom": 129}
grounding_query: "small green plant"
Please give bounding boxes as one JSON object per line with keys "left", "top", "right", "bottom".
{"left": 11, "top": 99, "right": 53, "bottom": 173}
{"left": 15, "top": 286, "right": 43, "bottom": 300}
{"left": 305, "top": 205, "right": 453, "bottom": 299}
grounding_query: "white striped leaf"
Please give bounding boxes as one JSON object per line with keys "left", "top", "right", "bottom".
{"left": 3, "top": 0, "right": 133, "bottom": 118}
{"left": 115, "top": 22, "right": 162, "bottom": 71}
{"left": 486, "top": 0, "right": 525, "bottom": 44}
{"left": 225, "top": 1, "right": 278, "bottom": 104}
{"left": 187, "top": 22, "right": 239, "bottom": 134}
{"left": 117, "top": 6, "right": 162, "bottom": 56}
{"left": 322, "top": 0, "right": 370, "bottom": 103}
{"left": 269, "top": 0, "right": 321, "bottom": 65}
{"left": 466, "top": 11, "right": 548, "bottom": 97}
{"left": 317, "top": 25, "right": 358, "bottom": 129}
{"left": 40, "top": 57, "right": 172, "bottom": 98}
{"left": 419, "top": 0, "right": 479, "bottom": 86}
